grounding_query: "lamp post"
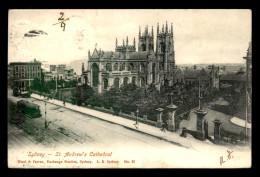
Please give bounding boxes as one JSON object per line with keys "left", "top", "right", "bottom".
{"left": 44, "top": 95, "right": 47, "bottom": 129}
{"left": 170, "top": 92, "right": 174, "bottom": 104}
{"left": 136, "top": 108, "right": 139, "bottom": 125}
{"left": 56, "top": 66, "right": 58, "bottom": 93}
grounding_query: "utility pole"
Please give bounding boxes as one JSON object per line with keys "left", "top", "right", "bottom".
{"left": 29, "top": 71, "right": 31, "bottom": 87}
{"left": 198, "top": 78, "right": 202, "bottom": 110}
{"left": 245, "top": 86, "right": 248, "bottom": 136}
{"left": 44, "top": 96, "right": 47, "bottom": 129}
{"left": 56, "top": 65, "right": 58, "bottom": 93}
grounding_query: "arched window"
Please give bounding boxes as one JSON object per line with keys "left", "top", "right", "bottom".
{"left": 152, "top": 63, "right": 156, "bottom": 83}
{"left": 121, "top": 63, "right": 125, "bottom": 71}
{"left": 123, "top": 77, "right": 128, "bottom": 86}
{"left": 140, "top": 77, "right": 145, "bottom": 87}
{"left": 106, "top": 63, "right": 112, "bottom": 71}
{"left": 140, "top": 63, "right": 145, "bottom": 72}
{"left": 92, "top": 63, "right": 99, "bottom": 87}
{"left": 149, "top": 44, "right": 152, "bottom": 50}
{"left": 132, "top": 76, "right": 136, "bottom": 85}
{"left": 160, "top": 43, "right": 165, "bottom": 53}
{"left": 159, "top": 63, "right": 163, "bottom": 71}
{"left": 128, "top": 63, "right": 134, "bottom": 71}
{"left": 114, "top": 63, "right": 118, "bottom": 71}
{"left": 84, "top": 76, "right": 88, "bottom": 84}
{"left": 142, "top": 44, "right": 146, "bottom": 51}
{"left": 103, "top": 78, "right": 108, "bottom": 90}
{"left": 114, "top": 78, "right": 120, "bottom": 89}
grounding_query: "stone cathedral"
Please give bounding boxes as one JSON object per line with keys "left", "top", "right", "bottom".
{"left": 81, "top": 22, "right": 176, "bottom": 94}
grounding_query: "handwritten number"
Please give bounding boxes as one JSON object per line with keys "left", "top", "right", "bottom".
{"left": 227, "top": 150, "right": 233, "bottom": 159}
{"left": 61, "top": 22, "right": 66, "bottom": 31}
{"left": 58, "top": 12, "right": 64, "bottom": 21}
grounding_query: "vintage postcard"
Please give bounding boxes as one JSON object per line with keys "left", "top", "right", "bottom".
{"left": 8, "top": 9, "right": 252, "bottom": 168}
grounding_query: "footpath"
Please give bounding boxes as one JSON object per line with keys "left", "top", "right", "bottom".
{"left": 31, "top": 93, "right": 238, "bottom": 152}
{"left": 230, "top": 117, "right": 252, "bottom": 129}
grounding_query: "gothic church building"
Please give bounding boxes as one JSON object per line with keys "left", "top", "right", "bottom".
{"left": 81, "top": 22, "right": 176, "bottom": 94}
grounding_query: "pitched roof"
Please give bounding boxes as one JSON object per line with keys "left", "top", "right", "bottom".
{"left": 220, "top": 73, "right": 246, "bottom": 81}
{"left": 102, "top": 51, "right": 120, "bottom": 59}
{"left": 129, "top": 51, "right": 149, "bottom": 60}
{"left": 173, "top": 68, "right": 183, "bottom": 77}
{"left": 183, "top": 69, "right": 201, "bottom": 79}
{"left": 91, "top": 48, "right": 99, "bottom": 59}
{"left": 203, "top": 68, "right": 211, "bottom": 74}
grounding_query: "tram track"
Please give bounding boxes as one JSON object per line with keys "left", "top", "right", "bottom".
{"left": 9, "top": 92, "right": 184, "bottom": 149}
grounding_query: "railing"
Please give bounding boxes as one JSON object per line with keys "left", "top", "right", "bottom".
{"left": 85, "top": 105, "right": 157, "bottom": 127}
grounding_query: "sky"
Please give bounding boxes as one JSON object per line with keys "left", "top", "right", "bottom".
{"left": 8, "top": 9, "right": 251, "bottom": 65}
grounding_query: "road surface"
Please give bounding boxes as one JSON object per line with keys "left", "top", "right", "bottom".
{"left": 7, "top": 90, "right": 251, "bottom": 168}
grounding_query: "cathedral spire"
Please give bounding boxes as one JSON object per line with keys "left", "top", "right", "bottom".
{"left": 82, "top": 63, "right": 85, "bottom": 74}
{"left": 157, "top": 23, "right": 159, "bottom": 34}
{"left": 162, "top": 24, "right": 164, "bottom": 33}
{"left": 166, "top": 21, "right": 168, "bottom": 33}
{"left": 139, "top": 26, "right": 141, "bottom": 38}
{"left": 126, "top": 36, "right": 128, "bottom": 46}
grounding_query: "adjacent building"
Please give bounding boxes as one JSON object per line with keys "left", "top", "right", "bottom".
{"left": 243, "top": 41, "right": 252, "bottom": 123}
{"left": 173, "top": 65, "right": 220, "bottom": 90}
{"left": 9, "top": 59, "right": 42, "bottom": 91}
{"left": 45, "top": 64, "right": 74, "bottom": 82}
{"left": 220, "top": 67, "right": 246, "bottom": 93}
{"left": 8, "top": 65, "right": 14, "bottom": 88}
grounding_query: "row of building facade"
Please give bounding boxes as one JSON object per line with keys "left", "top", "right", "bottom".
{"left": 8, "top": 59, "right": 75, "bottom": 91}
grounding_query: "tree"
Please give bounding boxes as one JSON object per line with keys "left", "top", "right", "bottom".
{"left": 32, "top": 78, "right": 42, "bottom": 92}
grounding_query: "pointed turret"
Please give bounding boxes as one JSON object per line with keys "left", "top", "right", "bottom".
{"left": 139, "top": 26, "right": 141, "bottom": 38}
{"left": 88, "top": 50, "right": 91, "bottom": 59}
{"left": 99, "top": 48, "right": 102, "bottom": 56}
{"left": 116, "top": 38, "right": 118, "bottom": 47}
{"left": 162, "top": 24, "right": 164, "bottom": 33}
{"left": 126, "top": 36, "right": 128, "bottom": 46}
{"left": 157, "top": 23, "right": 159, "bottom": 34}
{"left": 166, "top": 21, "right": 168, "bottom": 33}
{"left": 82, "top": 63, "right": 85, "bottom": 74}
{"left": 146, "top": 25, "right": 148, "bottom": 35}
{"left": 133, "top": 37, "right": 136, "bottom": 48}
{"left": 123, "top": 39, "right": 125, "bottom": 46}
{"left": 171, "top": 23, "right": 173, "bottom": 34}
{"left": 152, "top": 26, "right": 154, "bottom": 37}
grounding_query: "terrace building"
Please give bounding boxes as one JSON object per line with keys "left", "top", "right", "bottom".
{"left": 9, "top": 59, "right": 42, "bottom": 91}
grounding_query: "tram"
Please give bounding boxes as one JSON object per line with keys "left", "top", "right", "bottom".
{"left": 16, "top": 100, "right": 42, "bottom": 118}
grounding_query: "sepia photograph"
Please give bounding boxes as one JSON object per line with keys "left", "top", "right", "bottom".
{"left": 7, "top": 9, "right": 252, "bottom": 168}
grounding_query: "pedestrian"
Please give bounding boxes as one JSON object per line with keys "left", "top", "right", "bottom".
{"left": 165, "top": 120, "right": 168, "bottom": 130}
{"left": 161, "top": 122, "right": 166, "bottom": 132}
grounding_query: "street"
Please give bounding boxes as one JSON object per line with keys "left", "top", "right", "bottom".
{"left": 8, "top": 89, "right": 183, "bottom": 150}
{"left": 7, "top": 89, "right": 251, "bottom": 168}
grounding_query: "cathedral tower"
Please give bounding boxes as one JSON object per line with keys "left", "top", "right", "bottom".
{"left": 156, "top": 22, "right": 175, "bottom": 72}
{"left": 138, "top": 25, "right": 154, "bottom": 52}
